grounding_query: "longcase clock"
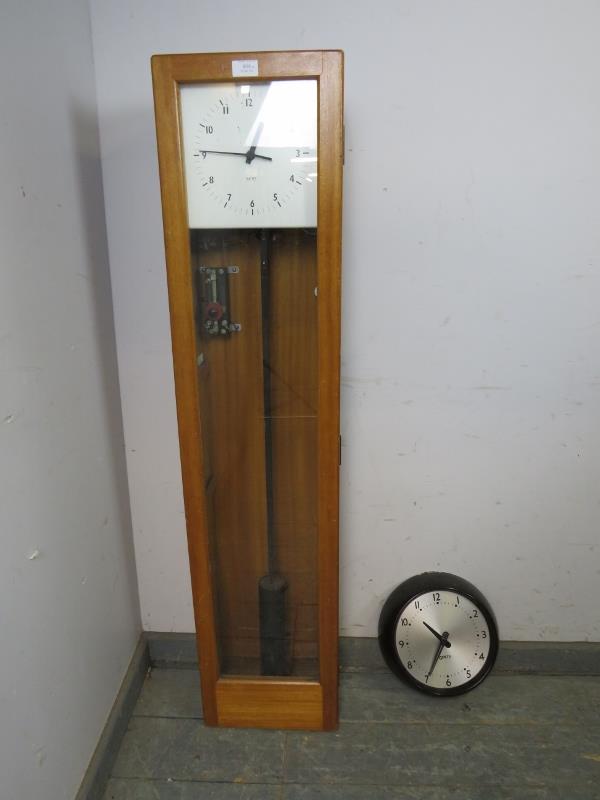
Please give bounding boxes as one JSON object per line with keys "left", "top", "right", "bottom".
{"left": 151, "top": 50, "right": 344, "bottom": 730}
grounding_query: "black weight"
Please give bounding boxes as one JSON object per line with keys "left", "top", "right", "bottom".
{"left": 259, "top": 573, "right": 289, "bottom": 675}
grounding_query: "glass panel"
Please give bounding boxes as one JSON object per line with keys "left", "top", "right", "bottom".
{"left": 180, "top": 80, "right": 318, "bottom": 678}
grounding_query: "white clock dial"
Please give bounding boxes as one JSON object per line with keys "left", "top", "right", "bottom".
{"left": 393, "top": 590, "right": 491, "bottom": 691}
{"left": 180, "top": 80, "right": 317, "bottom": 229}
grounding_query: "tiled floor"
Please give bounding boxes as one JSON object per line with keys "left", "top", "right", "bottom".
{"left": 103, "top": 667, "right": 600, "bottom": 799}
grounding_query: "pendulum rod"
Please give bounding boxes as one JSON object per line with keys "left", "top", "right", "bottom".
{"left": 260, "top": 229, "right": 276, "bottom": 575}
{"left": 258, "top": 228, "right": 290, "bottom": 676}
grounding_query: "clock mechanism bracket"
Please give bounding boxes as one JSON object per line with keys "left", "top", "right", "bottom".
{"left": 195, "top": 265, "right": 241, "bottom": 337}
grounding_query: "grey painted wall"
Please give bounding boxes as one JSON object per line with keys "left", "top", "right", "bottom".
{"left": 90, "top": 0, "right": 600, "bottom": 640}
{"left": 0, "top": 2, "right": 141, "bottom": 798}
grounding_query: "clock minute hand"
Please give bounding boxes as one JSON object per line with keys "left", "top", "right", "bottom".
{"left": 427, "top": 638, "right": 446, "bottom": 679}
{"left": 197, "top": 149, "right": 273, "bottom": 162}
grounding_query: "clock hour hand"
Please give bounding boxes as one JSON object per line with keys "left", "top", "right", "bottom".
{"left": 423, "top": 621, "right": 452, "bottom": 648}
{"left": 245, "top": 122, "right": 264, "bottom": 164}
{"left": 196, "top": 149, "right": 273, "bottom": 162}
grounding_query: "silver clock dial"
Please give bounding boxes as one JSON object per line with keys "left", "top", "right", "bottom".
{"left": 394, "top": 590, "right": 491, "bottom": 691}
{"left": 180, "top": 80, "right": 317, "bottom": 229}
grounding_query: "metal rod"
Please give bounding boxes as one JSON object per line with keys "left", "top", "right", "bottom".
{"left": 260, "top": 229, "right": 276, "bottom": 576}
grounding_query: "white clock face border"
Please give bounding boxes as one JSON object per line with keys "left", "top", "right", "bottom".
{"left": 180, "top": 80, "right": 317, "bottom": 229}
{"left": 393, "top": 590, "right": 492, "bottom": 692}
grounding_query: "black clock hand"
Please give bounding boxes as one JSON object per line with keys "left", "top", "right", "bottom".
{"left": 423, "top": 620, "right": 452, "bottom": 648}
{"left": 245, "top": 122, "right": 264, "bottom": 164}
{"left": 427, "top": 630, "right": 451, "bottom": 678}
{"left": 195, "top": 149, "right": 273, "bottom": 162}
{"left": 427, "top": 638, "right": 446, "bottom": 678}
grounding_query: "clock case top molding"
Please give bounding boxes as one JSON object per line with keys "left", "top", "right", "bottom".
{"left": 151, "top": 50, "right": 343, "bottom": 730}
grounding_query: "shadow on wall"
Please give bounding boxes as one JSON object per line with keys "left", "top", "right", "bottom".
{"left": 69, "top": 100, "right": 140, "bottom": 621}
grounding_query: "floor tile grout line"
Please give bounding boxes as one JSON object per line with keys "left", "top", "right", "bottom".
{"left": 108, "top": 776, "right": 282, "bottom": 786}
{"left": 107, "top": 776, "right": 276, "bottom": 784}
{"left": 127, "top": 713, "right": 600, "bottom": 728}
{"left": 132, "top": 713, "right": 204, "bottom": 720}
{"left": 142, "top": 669, "right": 600, "bottom": 681}
{"left": 277, "top": 734, "right": 286, "bottom": 800}
{"left": 337, "top": 720, "right": 600, "bottom": 726}
{"left": 105, "top": 775, "right": 594, "bottom": 789}
{"left": 282, "top": 730, "right": 288, "bottom": 788}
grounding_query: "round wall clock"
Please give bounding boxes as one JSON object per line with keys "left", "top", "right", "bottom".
{"left": 378, "top": 572, "right": 499, "bottom": 696}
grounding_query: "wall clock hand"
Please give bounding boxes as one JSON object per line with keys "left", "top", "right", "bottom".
{"left": 423, "top": 620, "right": 452, "bottom": 647}
{"left": 196, "top": 149, "right": 273, "bottom": 162}
{"left": 427, "top": 631, "right": 450, "bottom": 678}
{"left": 427, "top": 639, "right": 446, "bottom": 679}
{"left": 245, "top": 122, "right": 264, "bottom": 164}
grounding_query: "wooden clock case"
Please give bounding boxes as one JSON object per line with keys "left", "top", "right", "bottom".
{"left": 151, "top": 50, "right": 343, "bottom": 730}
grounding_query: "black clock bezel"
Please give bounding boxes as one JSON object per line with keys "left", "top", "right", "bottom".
{"left": 378, "top": 572, "right": 499, "bottom": 697}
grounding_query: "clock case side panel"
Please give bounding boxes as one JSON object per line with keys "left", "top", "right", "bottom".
{"left": 151, "top": 50, "right": 343, "bottom": 730}
{"left": 151, "top": 55, "right": 220, "bottom": 725}
{"left": 316, "top": 50, "right": 344, "bottom": 730}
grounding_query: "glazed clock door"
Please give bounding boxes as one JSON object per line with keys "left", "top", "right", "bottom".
{"left": 152, "top": 51, "right": 343, "bottom": 730}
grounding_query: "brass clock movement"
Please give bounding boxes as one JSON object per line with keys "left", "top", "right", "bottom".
{"left": 152, "top": 50, "right": 343, "bottom": 730}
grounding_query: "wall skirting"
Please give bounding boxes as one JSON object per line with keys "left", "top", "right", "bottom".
{"left": 146, "top": 632, "right": 600, "bottom": 675}
{"left": 75, "top": 635, "right": 149, "bottom": 800}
